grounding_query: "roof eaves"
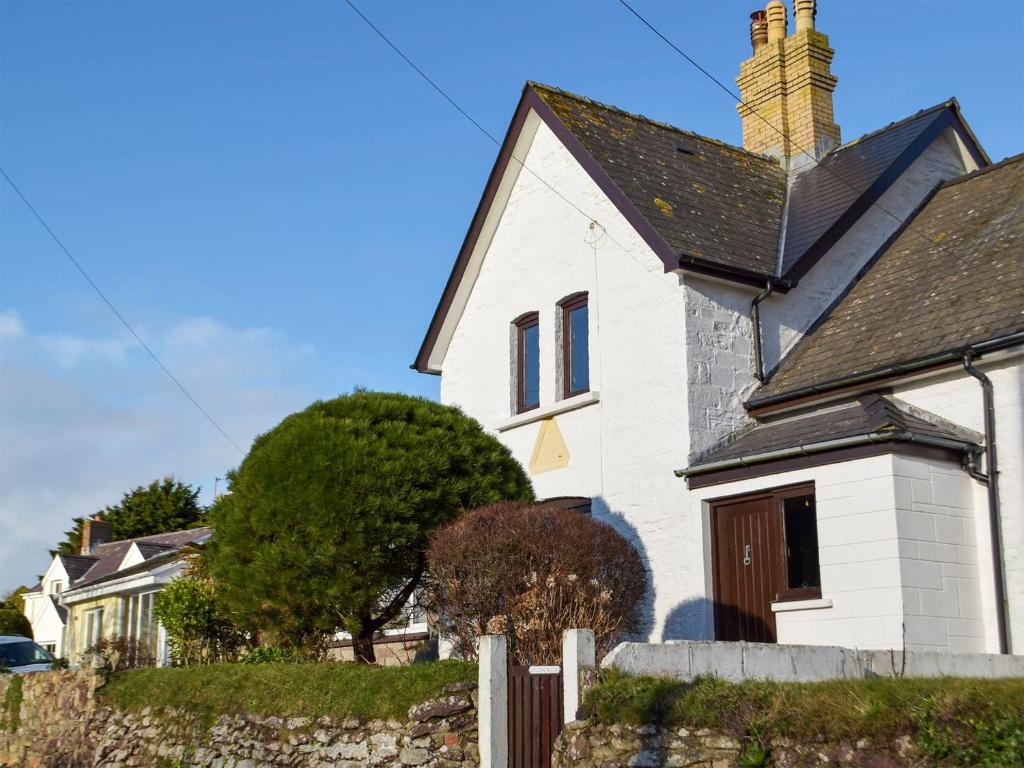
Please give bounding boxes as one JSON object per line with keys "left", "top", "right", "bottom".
{"left": 748, "top": 331, "right": 1024, "bottom": 413}
{"left": 676, "top": 428, "right": 978, "bottom": 480}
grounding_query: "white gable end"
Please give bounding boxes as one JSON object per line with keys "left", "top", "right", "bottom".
{"left": 440, "top": 116, "right": 704, "bottom": 641}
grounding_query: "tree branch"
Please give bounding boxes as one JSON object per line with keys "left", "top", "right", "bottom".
{"left": 367, "top": 556, "right": 425, "bottom": 633}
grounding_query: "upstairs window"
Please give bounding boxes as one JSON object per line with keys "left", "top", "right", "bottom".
{"left": 560, "top": 293, "right": 589, "bottom": 398}
{"left": 515, "top": 313, "right": 540, "bottom": 413}
{"left": 50, "top": 580, "right": 63, "bottom": 596}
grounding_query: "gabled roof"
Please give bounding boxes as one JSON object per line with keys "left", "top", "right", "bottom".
{"left": 59, "top": 554, "right": 99, "bottom": 582}
{"left": 68, "top": 527, "right": 212, "bottom": 590}
{"left": 66, "top": 549, "right": 185, "bottom": 592}
{"left": 533, "top": 84, "right": 787, "bottom": 278}
{"left": 414, "top": 83, "right": 988, "bottom": 374}
{"left": 779, "top": 99, "right": 989, "bottom": 280}
{"left": 752, "top": 154, "right": 1024, "bottom": 408}
{"left": 135, "top": 541, "right": 175, "bottom": 559}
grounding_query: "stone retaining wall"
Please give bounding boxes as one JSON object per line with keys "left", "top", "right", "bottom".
{"left": 552, "top": 720, "right": 923, "bottom": 768}
{"left": 0, "top": 669, "right": 479, "bottom": 768}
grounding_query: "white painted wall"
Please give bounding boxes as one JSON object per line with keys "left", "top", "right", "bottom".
{"left": 440, "top": 117, "right": 693, "bottom": 641}
{"left": 687, "top": 452, "right": 992, "bottom": 651}
{"left": 433, "top": 108, "right": 1008, "bottom": 653}
{"left": 689, "top": 455, "right": 906, "bottom": 649}
{"left": 892, "top": 454, "right": 986, "bottom": 652}
{"left": 21, "top": 557, "right": 70, "bottom": 652}
{"left": 682, "top": 277, "right": 758, "bottom": 460}
{"left": 893, "top": 354, "right": 1024, "bottom": 653}
{"left": 21, "top": 593, "right": 65, "bottom": 653}
{"left": 759, "top": 127, "right": 973, "bottom": 374}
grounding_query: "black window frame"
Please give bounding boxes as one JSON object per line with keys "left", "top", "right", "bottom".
{"left": 560, "top": 292, "right": 590, "bottom": 399}
{"left": 514, "top": 312, "right": 540, "bottom": 414}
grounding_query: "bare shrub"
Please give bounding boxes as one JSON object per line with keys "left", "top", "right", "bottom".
{"left": 84, "top": 636, "right": 155, "bottom": 670}
{"left": 425, "top": 500, "right": 647, "bottom": 664}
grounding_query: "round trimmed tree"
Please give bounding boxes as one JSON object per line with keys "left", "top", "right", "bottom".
{"left": 207, "top": 391, "right": 533, "bottom": 662}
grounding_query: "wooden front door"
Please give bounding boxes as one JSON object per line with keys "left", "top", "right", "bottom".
{"left": 711, "top": 493, "right": 783, "bottom": 642}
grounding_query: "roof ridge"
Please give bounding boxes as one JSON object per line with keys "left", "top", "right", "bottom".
{"left": 825, "top": 100, "right": 953, "bottom": 157}
{"left": 526, "top": 81, "right": 781, "bottom": 166}
{"left": 939, "top": 151, "right": 1024, "bottom": 189}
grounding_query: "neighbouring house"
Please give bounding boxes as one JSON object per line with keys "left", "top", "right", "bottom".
{"left": 415, "top": 0, "right": 1022, "bottom": 654}
{"left": 23, "top": 518, "right": 211, "bottom": 664}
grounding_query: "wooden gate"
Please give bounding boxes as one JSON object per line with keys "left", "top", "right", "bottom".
{"left": 508, "top": 663, "right": 563, "bottom": 768}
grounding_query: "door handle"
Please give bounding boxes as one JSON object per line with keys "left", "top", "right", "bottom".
{"left": 743, "top": 544, "right": 752, "bottom": 566}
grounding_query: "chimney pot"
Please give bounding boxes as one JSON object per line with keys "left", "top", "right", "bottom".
{"left": 794, "top": 0, "right": 816, "bottom": 32}
{"left": 750, "top": 11, "right": 769, "bottom": 54}
{"left": 81, "top": 517, "right": 114, "bottom": 555}
{"left": 766, "top": 0, "right": 787, "bottom": 43}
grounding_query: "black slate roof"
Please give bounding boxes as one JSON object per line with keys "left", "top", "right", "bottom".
{"left": 780, "top": 102, "right": 964, "bottom": 277}
{"left": 59, "top": 554, "right": 99, "bottom": 583}
{"left": 533, "top": 84, "right": 787, "bottom": 277}
{"left": 689, "top": 395, "right": 981, "bottom": 470}
{"left": 70, "top": 527, "right": 212, "bottom": 589}
{"left": 753, "top": 154, "right": 1024, "bottom": 405}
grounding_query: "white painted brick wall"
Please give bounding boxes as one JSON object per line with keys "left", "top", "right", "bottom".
{"left": 894, "top": 356, "right": 1024, "bottom": 654}
{"left": 432, "top": 106, "right": 1012, "bottom": 654}
{"left": 440, "top": 120, "right": 694, "bottom": 642}
{"left": 894, "top": 454, "right": 985, "bottom": 653}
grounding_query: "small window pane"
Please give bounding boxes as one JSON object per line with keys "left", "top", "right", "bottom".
{"left": 568, "top": 304, "right": 589, "bottom": 394}
{"left": 783, "top": 494, "right": 821, "bottom": 589}
{"left": 521, "top": 321, "right": 539, "bottom": 410}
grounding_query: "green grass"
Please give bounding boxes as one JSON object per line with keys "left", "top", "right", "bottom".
{"left": 584, "top": 671, "right": 1024, "bottom": 766}
{"left": 101, "top": 660, "right": 476, "bottom": 725}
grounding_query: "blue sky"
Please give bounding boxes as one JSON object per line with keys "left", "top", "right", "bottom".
{"left": 1, "top": 0, "right": 1022, "bottom": 592}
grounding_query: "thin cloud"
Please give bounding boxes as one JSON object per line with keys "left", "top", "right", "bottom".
{"left": 0, "top": 310, "right": 318, "bottom": 593}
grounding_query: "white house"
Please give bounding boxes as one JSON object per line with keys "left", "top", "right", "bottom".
{"left": 23, "top": 518, "right": 212, "bottom": 664}
{"left": 415, "top": 0, "right": 1022, "bottom": 654}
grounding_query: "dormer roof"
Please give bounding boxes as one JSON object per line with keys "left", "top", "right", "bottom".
{"left": 751, "top": 153, "right": 1024, "bottom": 410}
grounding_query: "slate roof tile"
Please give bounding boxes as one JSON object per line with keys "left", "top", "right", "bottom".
{"left": 532, "top": 84, "right": 787, "bottom": 276}
{"left": 779, "top": 104, "right": 955, "bottom": 276}
{"left": 754, "top": 154, "right": 1024, "bottom": 404}
{"left": 691, "top": 394, "right": 981, "bottom": 469}
{"left": 70, "top": 527, "right": 211, "bottom": 590}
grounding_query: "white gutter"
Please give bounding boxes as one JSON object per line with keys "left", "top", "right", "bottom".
{"left": 60, "top": 560, "right": 182, "bottom": 605}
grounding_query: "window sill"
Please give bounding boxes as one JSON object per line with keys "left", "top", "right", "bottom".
{"left": 771, "top": 598, "right": 833, "bottom": 613}
{"left": 496, "top": 391, "right": 600, "bottom": 432}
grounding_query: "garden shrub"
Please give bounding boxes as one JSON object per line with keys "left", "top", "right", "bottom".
{"left": 425, "top": 500, "right": 647, "bottom": 663}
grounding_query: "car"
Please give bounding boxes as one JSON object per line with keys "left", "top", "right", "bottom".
{"left": 0, "top": 635, "right": 55, "bottom": 674}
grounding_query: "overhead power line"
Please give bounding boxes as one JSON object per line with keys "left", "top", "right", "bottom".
{"left": 0, "top": 167, "right": 246, "bottom": 456}
{"left": 342, "top": 0, "right": 620, "bottom": 241}
{"left": 615, "top": 0, "right": 940, "bottom": 249}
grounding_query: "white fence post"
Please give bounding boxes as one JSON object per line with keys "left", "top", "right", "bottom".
{"left": 562, "top": 628, "right": 596, "bottom": 724}
{"left": 478, "top": 634, "right": 508, "bottom": 768}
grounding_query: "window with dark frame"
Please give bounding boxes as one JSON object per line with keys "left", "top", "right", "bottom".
{"left": 778, "top": 487, "right": 821, "bottom": 601}
{"left": 515, "top": 313, "right": 540, "bottom": 414}
{"left": 560, "top": 293, "right": 589, "bottom": 398}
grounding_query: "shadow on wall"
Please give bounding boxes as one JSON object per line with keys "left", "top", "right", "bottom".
{"left": 591, "top": 496, "right": 656, "bottom": 643}
{"left": 661, "top": 596, "right": 774, "bottom": 644}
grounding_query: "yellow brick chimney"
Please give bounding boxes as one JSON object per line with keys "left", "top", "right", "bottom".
{"left": 736, "top": 0, "right": 840, "bottom": 170}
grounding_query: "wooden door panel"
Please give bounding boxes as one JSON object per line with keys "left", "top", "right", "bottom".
{"left": 712, "top": 496, "right": 781, "bottom": 642}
